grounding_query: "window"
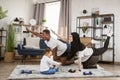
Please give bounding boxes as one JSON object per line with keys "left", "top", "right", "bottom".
{"left": 44, "top": 1, "right": 60, "bottom": 39}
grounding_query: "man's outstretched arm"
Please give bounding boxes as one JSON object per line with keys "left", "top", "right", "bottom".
{"left": 25, "top": 26, "right": 42, "bottom": 38}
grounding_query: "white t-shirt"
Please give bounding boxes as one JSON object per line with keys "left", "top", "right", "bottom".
{"left": 76, "top": 47, "right": 93, "bottom": 62}
{"left": 40, "top": 55, "right": 61, "bottom": 72}
{"left": 45, "top": 37, "right": 67, "bottom": 56}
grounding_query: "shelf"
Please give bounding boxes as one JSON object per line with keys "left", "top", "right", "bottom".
{"left": 77, "top": 14, "right": 114, "bottom": 19}
{"left": 0, "top": 29, "right": 7, "bottom": 31}
{"left": 0, "top": 46, "right": 6, "bottom": 47}
{"left": 108, "top": 48, "right": 114, "bottom": 50}
{"left": 13, "top": 23, "right": 39, "bottom": 27}
{"left": 80, "top": 37, "right": 92, "bottom": 38}
{"left": 76, "top": 27, "right": 103, "bottom": 29}
{"left": 77, "top": 16, "right": 93, "bottom": 19}
{"left": 94, "top": 38, "right": 106, "bottom": 41}
{"left": 0, "top": 36, "right": 7, "bottom": 37}
{"left": 102, "top": 21, "right": 114, "bottom": 24}
{"left": 99, "top": 14, "right": 114, "bottom": 17}
{"left": 23, "top": 31, "right": 29, "bottom": 33}
{"left": 13, "top": 23, "right": 30, "bottom": 27}
{"left": 0, "top": 43, "right": 6, "bottom": 47}
{"left": 102, "top": 34, "right": 114, "bottom": 37}
{"left": 0, "top": 30, "right": 7, "bottom": 58}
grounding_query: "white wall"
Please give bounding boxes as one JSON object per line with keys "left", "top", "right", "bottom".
{"left": 0, "top": 0, "right": 34, "bottom": 29}
{"left": 71, "top": 0, "right": 120, "bottom": 62}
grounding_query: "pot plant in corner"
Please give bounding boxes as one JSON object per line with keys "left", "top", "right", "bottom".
{"left": 4, "top": 24, "right": 15, "bottom": 62}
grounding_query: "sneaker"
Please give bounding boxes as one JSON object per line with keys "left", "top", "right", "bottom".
{"left": 107, "top": 30, "right": 113, "bottom": 37}
{"left": 108, "top": 26, "right": 112, "bottom": 33}
{"left": 91, "top": 39, "right": 99, "bottom": 44}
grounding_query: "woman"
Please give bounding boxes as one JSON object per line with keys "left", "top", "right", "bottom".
{"left": 70, "top": 31, "right": 112, "bottom": 71}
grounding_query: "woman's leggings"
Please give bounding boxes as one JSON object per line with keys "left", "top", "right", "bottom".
{"left": 82, "top": 37, "right": 110, "bottom": 68}
{"left": 92, "top": 36, "right": 110, "bottom": 56}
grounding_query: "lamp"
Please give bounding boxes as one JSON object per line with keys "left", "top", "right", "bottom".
{"left": 29, "top": 19, "right": 36, "bottom": 37}
{"left": 29, "top": 19, "right": 36, "bottom": 26}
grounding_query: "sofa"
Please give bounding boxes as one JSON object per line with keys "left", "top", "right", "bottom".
{"left": 17, "top": 37, "right": 48, "bottom": 62}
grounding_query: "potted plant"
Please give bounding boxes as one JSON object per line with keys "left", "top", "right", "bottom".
{"left": 42, "top": 19, "right": 46, "bottom": 24}
{"left": 40, "top": 19, "right": 47, "bottom": 30}
{"left": 4, "top": 24, "right": 15, "bottom": 62}
{"left": 82, "top": 22, "right": 89, "bottom": 37}
{"left": 0, "top": 6, "right": 8, "bottom": 29}
{"left": 0, "top": 6, "right": 8, "bottom": 19}
{"left": 82, "top": 27, "right": 88, "bottom": 37}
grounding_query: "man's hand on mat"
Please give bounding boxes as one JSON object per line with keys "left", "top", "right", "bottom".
{"left": 53, "top": 56, "right": 60, "bottom": 61}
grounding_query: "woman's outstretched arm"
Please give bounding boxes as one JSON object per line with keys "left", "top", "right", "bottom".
{"left": 50, "top": 29, "right": 68, "bottom": 43}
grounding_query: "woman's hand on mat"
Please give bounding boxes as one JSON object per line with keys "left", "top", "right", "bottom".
{"left": 76, "top": 69, "right": 81, "bottom": 73}
{"left": 53, "top": 56, "right": 60, "bottom": 61}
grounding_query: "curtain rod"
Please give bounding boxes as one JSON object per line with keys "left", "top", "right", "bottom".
{"left": 37, "top": 0, "right": 60, "bottom": 4}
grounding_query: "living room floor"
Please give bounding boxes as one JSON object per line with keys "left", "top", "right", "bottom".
{"left": 0, "top": 59, "right": 120, "bottom": 80}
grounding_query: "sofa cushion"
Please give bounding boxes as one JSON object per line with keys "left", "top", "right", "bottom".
{"left": 24, "top": 37, "right": 40, "bottom": 49}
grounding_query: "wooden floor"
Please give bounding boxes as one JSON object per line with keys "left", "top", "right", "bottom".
{"left": 0, "top": 59, "right": 120, "bottom": 80}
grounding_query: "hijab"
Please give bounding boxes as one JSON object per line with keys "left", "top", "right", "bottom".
{"left": 70, "top": 32, "right": 86, "bottom": 55}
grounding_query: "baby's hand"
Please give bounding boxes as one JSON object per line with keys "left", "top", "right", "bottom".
{"left": 53, "top": 65, "right": 56, "bottom": 68}
{"left": 58, "top": 62, "right": 62, "bottom": 66}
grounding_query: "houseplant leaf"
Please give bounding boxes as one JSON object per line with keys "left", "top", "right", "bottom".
{"left": 82, "top": 27, "right": 88, "bottom": 33}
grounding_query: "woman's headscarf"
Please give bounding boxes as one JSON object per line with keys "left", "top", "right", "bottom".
{"left": 70, "top": 32, "right": 86, "bottom": 58}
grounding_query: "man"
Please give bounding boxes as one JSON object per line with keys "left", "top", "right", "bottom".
{"left": 25, "top": 27, "right": 73, "bottom": 65}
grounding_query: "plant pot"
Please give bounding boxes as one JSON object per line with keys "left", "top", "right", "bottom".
{"left": 4, "top": 52, "right": 15, "bottom": 62}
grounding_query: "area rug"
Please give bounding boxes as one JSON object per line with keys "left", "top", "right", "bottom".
{"left": 8, "top": 64, "right": 120, "bottom": 80}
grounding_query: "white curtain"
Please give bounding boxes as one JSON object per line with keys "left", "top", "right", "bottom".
{"left": 34, "top": 3, "right": 45, "bottom": 25}
{"left": 58, "top": 0, "right": 70, "bottom": 41}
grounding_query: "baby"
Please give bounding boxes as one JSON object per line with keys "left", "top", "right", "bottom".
{"left": 40, "top": 48, "right": 61, "bottom": 74}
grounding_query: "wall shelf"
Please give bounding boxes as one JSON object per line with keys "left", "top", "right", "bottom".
{"left": 0, "top": 30, "right": 7, "bottom": 60}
